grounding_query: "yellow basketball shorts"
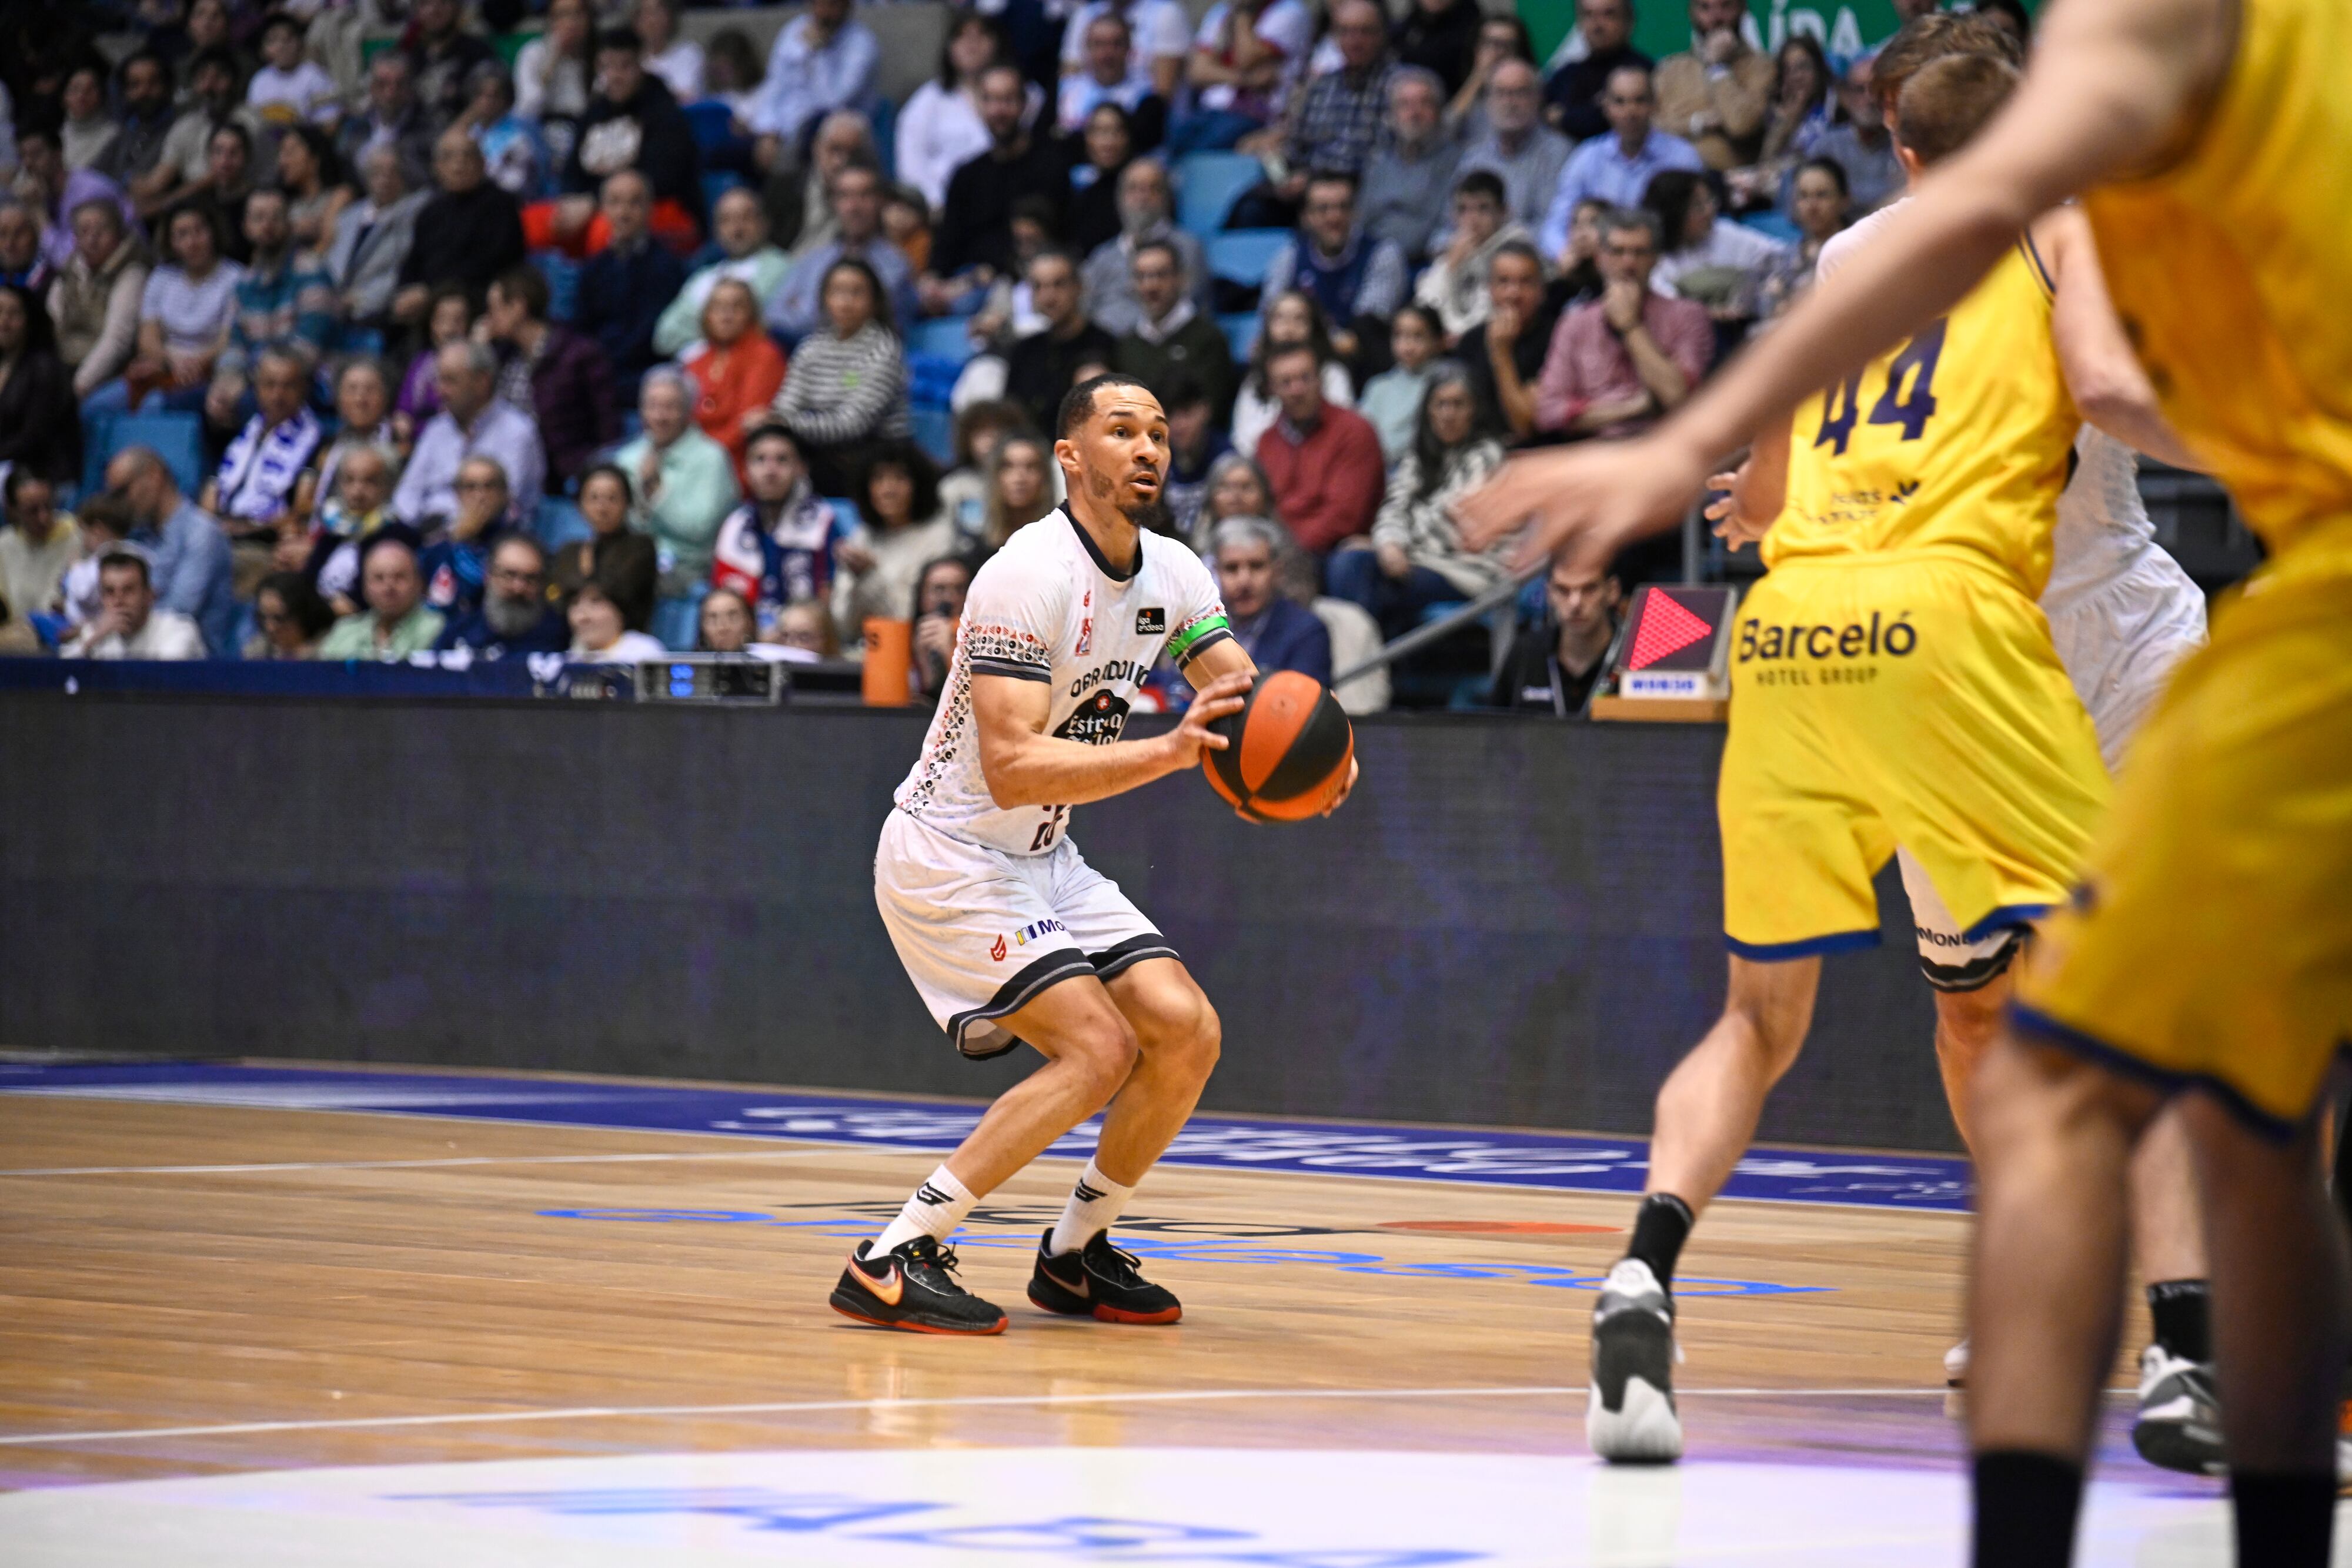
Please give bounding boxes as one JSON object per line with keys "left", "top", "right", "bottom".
{"left": 1719, "top": 554, "right": 2111, "bottom": 961}
{"left": 2013, "top": 524, "right": 2352, "bottom": 1138}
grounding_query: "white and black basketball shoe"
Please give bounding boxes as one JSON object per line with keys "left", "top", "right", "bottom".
{"left": 1589, "top": 1259, "right": 1684, "bottom": 1463}
{"left": 2131, "top": 1343, "right": 2224, "bottom": 1475}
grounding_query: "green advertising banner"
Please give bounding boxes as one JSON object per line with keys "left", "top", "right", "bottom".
{"left": 1521, "top": 0, "right": 1910, "bottom": 71}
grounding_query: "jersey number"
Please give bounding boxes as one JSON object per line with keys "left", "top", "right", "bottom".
{"left": 1813, "top": 316, "right": 1950, "bottom": 453}
{"left": 1030, "top": 806, "right": 1069, "bottom": 852}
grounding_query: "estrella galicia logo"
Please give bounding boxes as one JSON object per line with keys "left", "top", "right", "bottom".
{"left": 1054, "top": 689, "right": 1131, "bottom": 745}
{"left": 1135, "top": 607, "right": 1167, "bottom": 634}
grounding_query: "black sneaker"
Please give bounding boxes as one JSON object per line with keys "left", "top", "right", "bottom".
{"left": 1588, "top": 1259, "right": 1683, "bottom": 1463}
{"left": 2131, "top": 1344, "right": 2224, "bottom": 1475}
{"left": 1027, "top": 1229, "right": 1183, "bottom": 1324}
{"left": 829, "top": 1237, "right": 1007, "bottom": 1336}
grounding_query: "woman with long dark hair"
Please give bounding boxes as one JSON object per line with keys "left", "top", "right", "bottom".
{"left": 275, "top": 123, "right": 353, "bottom": 252}
{"left": 898, "top": 13, "right": 1008, "bottom": 215}
{"left": 0, "top": 283, "right": 83, "bottom": 484}
{"left": 830, "top": 439, "right": 957, "bottom": 649}
{"left": 1328, "top": 362, "right": 1508, "bottom": 640}
{"left": 767, "top": 256, "right": 911, "bottom": 496}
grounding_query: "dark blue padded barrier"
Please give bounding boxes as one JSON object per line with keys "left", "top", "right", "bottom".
{"left": 0, "top": 700, "right": 1952, "bottom": 1151}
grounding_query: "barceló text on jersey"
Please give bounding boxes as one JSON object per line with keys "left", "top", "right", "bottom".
{"left": 1736, "top": 610, "right": 1916, "bottom": 687}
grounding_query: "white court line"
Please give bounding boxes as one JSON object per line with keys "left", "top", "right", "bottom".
{"left": 0, "top": 1383, "right": 2132, "bottom": 1449}
{"left": 0, "top": 1148, "right": 872, "bottom": 1178}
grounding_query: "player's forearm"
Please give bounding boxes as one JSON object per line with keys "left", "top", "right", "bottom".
{"left": 981, "top": 731, "right": 1190, "bottom": 809}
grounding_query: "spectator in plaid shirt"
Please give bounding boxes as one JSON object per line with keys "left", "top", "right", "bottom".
{"left": 1236, "top": 0, "right": 1398, "bottom": 225}
{"left": 223, "top": 189, "right": 334, "bottom": 371}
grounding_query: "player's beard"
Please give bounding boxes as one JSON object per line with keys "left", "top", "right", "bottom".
{"left": 1090, "top": 466, "right": 1172, "bottom": 535}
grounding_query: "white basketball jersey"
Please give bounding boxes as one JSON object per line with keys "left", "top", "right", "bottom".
{"left": 893, "top": 510, "right": 1231, "bottom": 856}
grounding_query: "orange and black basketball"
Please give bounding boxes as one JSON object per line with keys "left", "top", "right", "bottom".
{"left": 1201, "top": 670, "right": 1355, "bottom": 823}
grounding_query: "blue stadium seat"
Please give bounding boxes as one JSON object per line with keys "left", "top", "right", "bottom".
{"left": 1207, "top": 229, "right": 1290, "bottom": 285}
{"left": 1217, "top": 312, "right": 1259, "bottom": 360}
{"left": 1739, "top": 209, "right": 1802, "bottom": 245}
{"left": 532, "top": 250, "right": 582, "bottom": 323}
{"left": 652, "top": 589, "right": 707, "bottom": 651}
{"left": 870, "top": 96, "right": 897, "bottom": 182}
{"left": 1177, "top": 152, "right": 1264, "bottom": 236}
{"left": 824, "top": 497, "right": 861, "bottom": 539}
{"left": 532, "top": 498, "right": 592, "bottom": 552}
{"left": 909, "top": 316, "right": 977, "bottom": 362}
{"left": 90, "top": 411, "right": 207, "bottom": 497}
{"left": 910, "top": 406, "right": 954, "bottom": 467}
{"left": 683, "top": 100, "right": 735, "bottom": 154}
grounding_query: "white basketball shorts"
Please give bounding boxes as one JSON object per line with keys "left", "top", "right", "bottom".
{"left": 874, "top": 808, "right": 1179, "bottom": 1059}
{"left": 1897, "top": 556, "right": 2207, "bottom": 988}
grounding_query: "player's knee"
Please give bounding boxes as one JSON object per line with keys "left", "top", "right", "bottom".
{"left": 1170, "top": 995, "right": 1221, "bottom": 1084}
{"left": 1063, "top": 1015, "right": 1141, "bottom": 1105}
{"left": 1724, "top": 994, "right": 1809, "bottom": 1076}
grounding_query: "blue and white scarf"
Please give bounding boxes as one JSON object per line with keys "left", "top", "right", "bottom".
{"left": 215, "top": 409, "right": 323, "bottom": 523}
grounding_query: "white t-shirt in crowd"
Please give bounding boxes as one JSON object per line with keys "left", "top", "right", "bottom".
{"left": 570, "top": 630, "right": 671, "bottom": 664}
{"left": 247, "top": 61, "right": 342, "bottom": 126}
{"left": 1060, "top": 0, "right": 1192, "bottom": 88}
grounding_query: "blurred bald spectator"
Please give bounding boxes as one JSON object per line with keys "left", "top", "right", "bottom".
{"left": 1358, "top": 67, "right": 1459, "bottom": 266}
{"left": 1081, "top": 158, "right": 1210, "bottom": 337}
{"left": 392, "top": 131, "right": 526, "bottom": 329}
{"left": 617, "top": 369, "right": 741, "bottom": 596}
{"left": 104, "top": 446, "right": 236, "bottom": 656}
{"left": 434, "top": 533, "right": 569, "bottom": 658}
{"left": 317, "top": 529, "right": 446, "bottom": 658}
{"left": 392, "top": 340, "right": 545, "bottom": 527}
{"left": 1455, "top": 58, "right": 1571, "bottom": 233}
{"left": 483, "top": 266, "right": 617, "bottom": 489}
{"left": 326, "top": 145, "right": 429, "bottom": 335}
{"left": 50, "top": 198, "right": 152, "bottom": 398}
{"left": 751, "top": 0, "right": 878, "bottom": 152}
{"left": 656, "top": 188, "right": 791, "bottom": 359}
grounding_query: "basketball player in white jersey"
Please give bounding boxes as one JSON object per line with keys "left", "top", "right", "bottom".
{"left": 838, "top": 373, "right": 1345, "bottom": 1334}
{"left": 1710, "top": 14, "right": 2222, "bottom": 1472}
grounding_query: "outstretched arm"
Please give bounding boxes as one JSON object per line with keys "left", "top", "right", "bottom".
{"left": 2039, "top": 206, "right": 2204, "bottom": 471}
{"left": 1453, "top": 0, "right": 2233, "bottom": 570}
{"left": 974, "top": 666, "right": 1254, "bottom": 810}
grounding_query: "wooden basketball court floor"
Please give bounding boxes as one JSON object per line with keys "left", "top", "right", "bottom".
{"left": 0, "top": 1059, "right": 2291, "bottom": 1566}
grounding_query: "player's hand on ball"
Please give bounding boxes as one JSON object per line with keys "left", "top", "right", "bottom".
{"left": 1170, "top": 670, "right": 1254, "bottom": 765}
{"left": 1319, "top": 756, "right": 1359, "bottom": 817}
{"left": 1455, "top": 430, "right": 1713, "bottom": 573}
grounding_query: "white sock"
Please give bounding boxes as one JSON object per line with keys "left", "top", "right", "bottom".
{"left": 1047, "top": 1158, "right": 1135, "bottom": 1256}
{"left": 874, "top": 1164, "right": 978, "bottom": 1254}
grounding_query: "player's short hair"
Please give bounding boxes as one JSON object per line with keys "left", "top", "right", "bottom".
{"left": 1871, "top": 12, "right": 2021, "bottom": 115}
{"left": 1057, "top": 373, "right": 1155, "bottom": 440}
{"left": 98, "top": 550, "right": 153, "bottom": 589}
{"left": 1895, "top": 53, "right": 2021, "bottom": 168}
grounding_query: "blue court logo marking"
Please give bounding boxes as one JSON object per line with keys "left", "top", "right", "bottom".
{"left": 533, "top": 1208, "right": 1831, "bottom": 1298}
{"left": 387, "top": 1486, "right": 1482, "bottom": 1563}
{"left": 0, "top": 1061, "right": 1974, "bottom": 1212}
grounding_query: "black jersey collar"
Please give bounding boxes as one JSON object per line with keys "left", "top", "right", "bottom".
{"left": 1065, "top": 509, "right": 1141, "bottom": 583}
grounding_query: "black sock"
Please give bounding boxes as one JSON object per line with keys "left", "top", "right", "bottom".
{"left": 1627, "top": 1193, "right": 1695, "bottom": 1289}
{"left": 2231, "top": 1471, "right": 2336, "bottom": 1568}
{"left": 1972, "top": 1450, "right": 2083, "bottom": 1568}
{"left": 2144, "top": 1279, "right": 2211, "bottom": 1363}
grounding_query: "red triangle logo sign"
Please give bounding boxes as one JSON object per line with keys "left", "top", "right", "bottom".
{"left": 1626, "top": 591, "right": 1715, "bottom": 670}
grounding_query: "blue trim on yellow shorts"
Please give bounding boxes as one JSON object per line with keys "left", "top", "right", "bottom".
{"left": 2007, "top": 1003, "right": 2306, "bottom": 1146}
{"left": 1959, "top": 902, "right": 2053, "bottom": 943}
{"left": 1725, "top": 927, "right": 1883, "bottom": 962}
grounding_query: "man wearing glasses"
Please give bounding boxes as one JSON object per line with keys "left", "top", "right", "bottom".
{"left": 433, "top": 533, "right": 569, "bottom": 659}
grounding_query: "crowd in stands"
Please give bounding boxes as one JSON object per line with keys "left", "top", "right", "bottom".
{"left": 0, "top": 0, "right": 1987, "bottom": 710}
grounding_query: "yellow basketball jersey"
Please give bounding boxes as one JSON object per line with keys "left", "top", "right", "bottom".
{"left": 2082, "top": 0, "right": 2352, "bottom": 553}
{"left": 1766, "top": 242, "right": 2078, "bottom": 597}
